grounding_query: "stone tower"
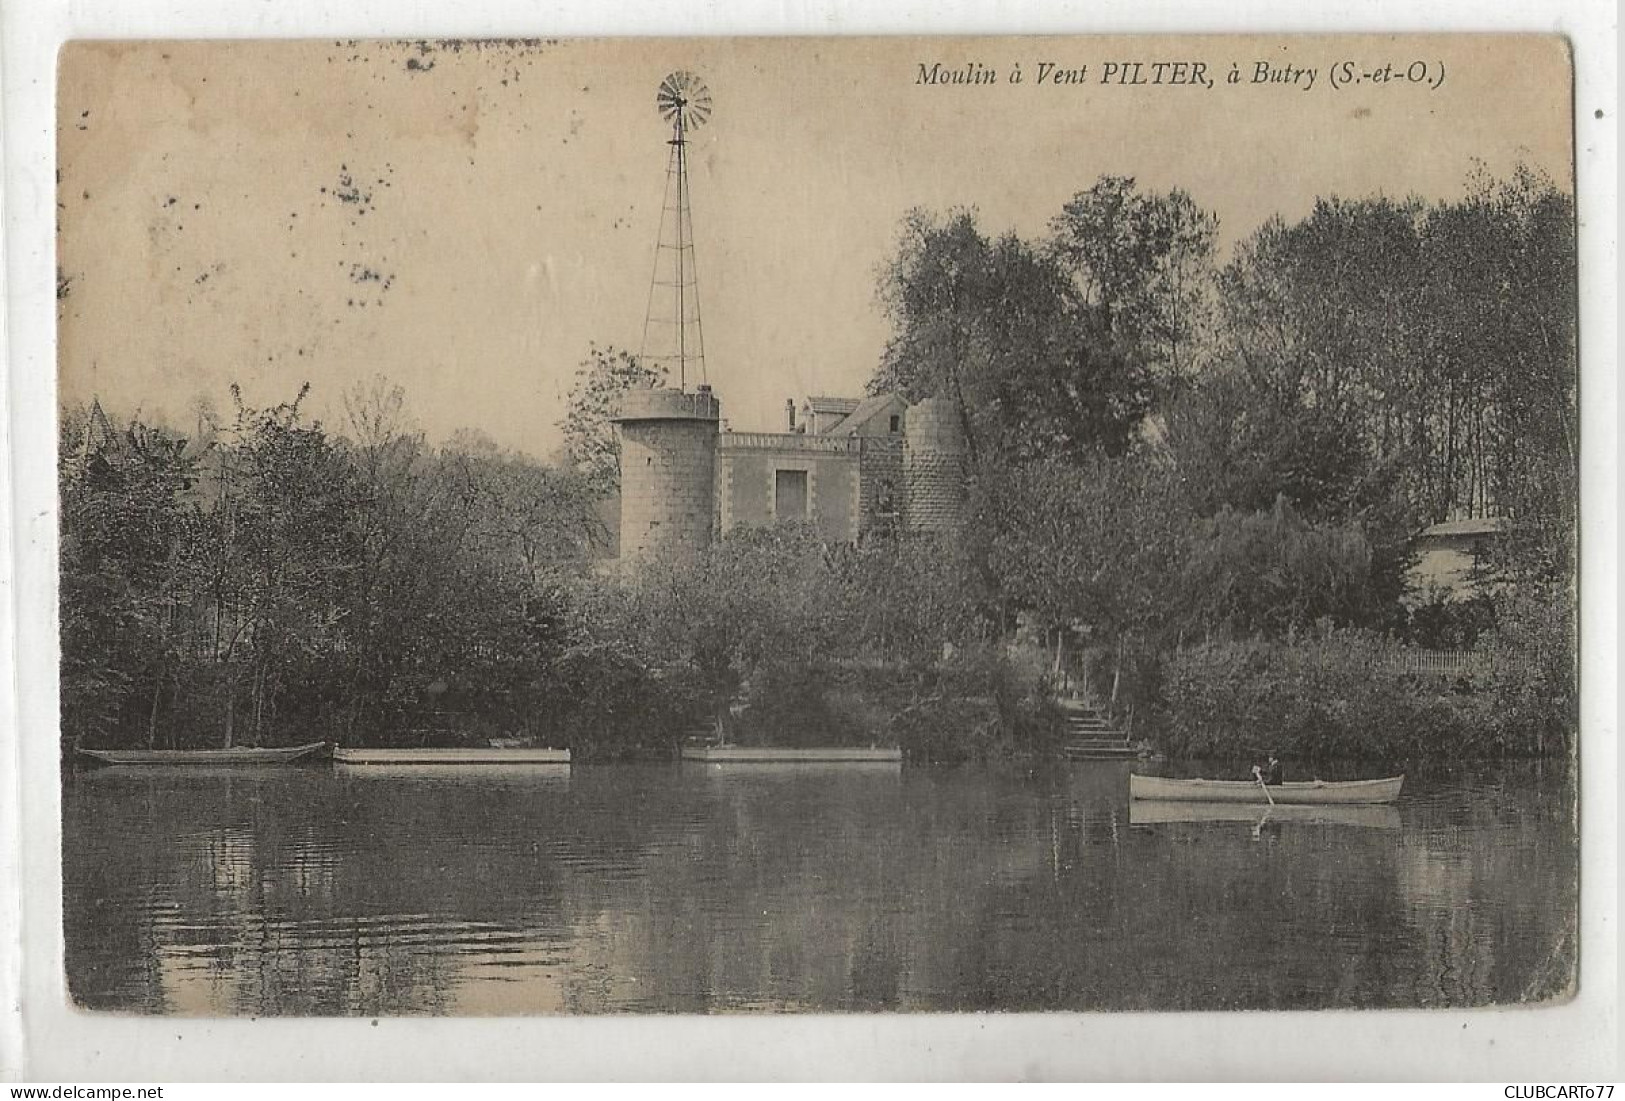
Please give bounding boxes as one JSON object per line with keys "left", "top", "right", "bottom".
{"left": 613, "top": 385, "right": 721, "bottom": 559}
{"left": 903, "top": 395, "right": 968, "bottom": 533}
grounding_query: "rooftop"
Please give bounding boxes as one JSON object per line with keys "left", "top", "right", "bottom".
{"left": 829, "top": 392, "right": 904, "bottom": 436}
{"left": 802, "top": 396, "right": 861, "bottom": 416}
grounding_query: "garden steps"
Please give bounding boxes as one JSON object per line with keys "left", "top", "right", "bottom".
{"left": 1058, "top": 698, "right": 1136, "bottom": 758}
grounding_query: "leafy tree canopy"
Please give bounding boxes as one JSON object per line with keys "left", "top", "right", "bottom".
{"left": 560, "top": 344, "right": 666, "bottom": 496}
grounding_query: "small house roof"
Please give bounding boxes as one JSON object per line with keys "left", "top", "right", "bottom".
{"left": 828, "top": 392, "right": 905, "bottom": 436}
{"left": 802, "top": 395, "right": 861, "bottom": 416}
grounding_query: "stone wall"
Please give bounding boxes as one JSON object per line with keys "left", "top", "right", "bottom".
{"left": 856, "top": 436, "right": 904, "bottom": 540}
{"left": 903, "top": 396, "right": 967, "bottom": 533}
{"left": 614, "top": 388, "right": 720, "bottom": 559}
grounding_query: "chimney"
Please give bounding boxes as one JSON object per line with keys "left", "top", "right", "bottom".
{"left": 785, "top": 399, "right": 796, "bottom": 432}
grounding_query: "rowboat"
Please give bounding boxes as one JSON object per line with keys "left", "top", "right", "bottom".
{"left": 1129, "top": 800, "right": 1401, "bottom": 829}
{"left": 332, "top": 747, "right": 571, "bottom": 765}
{"left": 76, "top": 742, "right": 332, "bottom": 766}
{"left": 1128, "top": 773, "right": 1403, "bottom": 805}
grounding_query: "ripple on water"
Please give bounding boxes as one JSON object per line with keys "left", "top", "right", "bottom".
{"left": 62, "top": 760, "right": 1576, "bottom": 1014}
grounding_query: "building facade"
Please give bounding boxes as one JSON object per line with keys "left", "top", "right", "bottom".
{"left": 1406, "top": 517, "right": 1506, "bottom": 602}
{"left": 613, "top": 387, "right": 961, "bottom": 558}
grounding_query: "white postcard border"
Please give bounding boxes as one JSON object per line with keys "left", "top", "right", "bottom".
{"left": 3, "top": 0, "right": 1617, "bottom": 1083}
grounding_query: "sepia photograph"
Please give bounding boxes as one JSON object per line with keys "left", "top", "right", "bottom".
{"left": 51, "top": 34, "right": 1580, "bottom": 1021}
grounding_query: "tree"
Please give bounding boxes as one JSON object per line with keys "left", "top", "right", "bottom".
{"left": 449, "top": 441, "right": 609, "bottom": 581}
{"left": 1179, "top": 497, "right": 1375, "bottom": 638}
{"left": 1435, "top": 167, "right": 1576, "bottom": 586}
{"left": 329, "top": 377, "right": 442, "bottom": 739}
{"left": 1167, "top": 169, "right": 1575, "bottom": 627}
{"left": 871, "top": 208, "right": 1154, "bottom": 462}
{"left": 1047, "top": 176, "right": 1220, "bottom": 400}
{"left": 212, "top": 385, "right": 361, "bottom": 745}
{"left": 970, "top": 454, "right": 1187, "bottom": 647}
{"left": 822, "top": 535, "right": 992, "bottom": 671}
{"left": 58, "top": 406, "right": 203, "bottom": 750}
{"left": 560, "top": 344, "right": 666, "bottom": 496}
{"left": 1161, "top": 198, "right": 1438, "bottom": 625}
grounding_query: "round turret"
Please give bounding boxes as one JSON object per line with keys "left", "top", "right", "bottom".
{"left": 903, "top": 395, "right": 967, "bottom": 533}
{"left": 613, "top": 386, "right": 721, "bottom": 559}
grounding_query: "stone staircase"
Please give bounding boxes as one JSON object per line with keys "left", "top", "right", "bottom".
{"left": 1058, "top": 699, "right": 1139, "bottom": 760}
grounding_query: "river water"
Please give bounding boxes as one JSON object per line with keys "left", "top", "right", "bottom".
{"left": 62, "top": 759, "right": 1576, "bottom": 1015}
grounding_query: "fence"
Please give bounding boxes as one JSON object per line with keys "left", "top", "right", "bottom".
{"left": 1387, "top": 648, "right": 1482, "bottom": 676}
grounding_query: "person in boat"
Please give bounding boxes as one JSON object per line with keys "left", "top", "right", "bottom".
{"left": 1252, "top": 755, "right": 1284, "bottom": 785}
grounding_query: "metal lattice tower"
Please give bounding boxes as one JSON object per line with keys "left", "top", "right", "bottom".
{"left": 640, "top": 71, "right": 712, "bottom": 392}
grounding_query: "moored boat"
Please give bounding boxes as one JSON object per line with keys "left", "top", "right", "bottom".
{"left": 332, "top": 747, "right": 571, "bottom": 765}
{"left": 76, "top": 742, "right": 332, "bottom": 766}
{"left": 1129, "top": 773, "right": 1403, "bottom": 804}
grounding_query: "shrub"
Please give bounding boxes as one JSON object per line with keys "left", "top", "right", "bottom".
{"left": 1154, "top": 629, "right": 1568, "bottom": 760}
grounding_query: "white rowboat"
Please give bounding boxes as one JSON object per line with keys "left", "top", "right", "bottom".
{"left": 1129, "top": 773, "right": 1403, "bottom": 804}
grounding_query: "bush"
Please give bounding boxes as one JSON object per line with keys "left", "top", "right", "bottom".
{"left": 734, "top": 660, "right": 859, "bottom": 747}
{"left": 1405, "top": 587, "right": 1497, "bottom": 649}
{"left": 1154, "top": 629, "right": 1568, "bottom": 760}
{"left": 888, "top": 646, "right": 1063, "bottom": 763}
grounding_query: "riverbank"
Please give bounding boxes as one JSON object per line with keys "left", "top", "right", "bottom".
{"left": 1152, "top": 634, "right": 1573, "bottom": 760}
{"left": 65, "top": 628, "right": 1574, "bottom": 766}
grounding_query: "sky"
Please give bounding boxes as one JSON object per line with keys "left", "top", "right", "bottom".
{"left": 56, "top": 35, "right": 1574, "bottom": 458}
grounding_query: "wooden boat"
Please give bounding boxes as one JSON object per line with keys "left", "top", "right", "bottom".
{"left": 680, "top": 745, "right": 902, "bottom": 763}
{"left": 1129, "top": 773, "right": 1403, "bottom": 805}
{"left": 332, "top": 747, "right": 571, "bottom": 765}
{"left": 76, "top": 742, "right": 331, "bottom": 766}
{"left": 1129, "top": 800, "right": 1401, "bottom": 829}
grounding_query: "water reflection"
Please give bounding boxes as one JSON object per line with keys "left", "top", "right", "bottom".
{"left": 63, "top": 759, "right": 1576, "bottom": 1015}
{"left": 1128, "top": 801, "right": 1402, "bottom": 829}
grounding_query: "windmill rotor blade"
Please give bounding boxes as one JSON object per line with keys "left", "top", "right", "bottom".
{"left": 683, "top": 87, "right": 711, "bottom": 129}
{"left": 656, "top": 71, "right": 711, "bottom": 129}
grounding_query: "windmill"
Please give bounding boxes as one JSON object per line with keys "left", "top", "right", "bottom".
{"left": 640, "top": 71, "right": 713, "bottom": 393}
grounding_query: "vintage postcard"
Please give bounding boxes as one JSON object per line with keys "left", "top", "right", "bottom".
{"left": 53, "top": 35, "right": 1579, "bottom": 1020}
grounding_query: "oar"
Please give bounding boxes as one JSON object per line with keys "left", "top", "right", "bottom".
{"left": 1253, "top": 766, "right": 1276, "bottom": 807}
